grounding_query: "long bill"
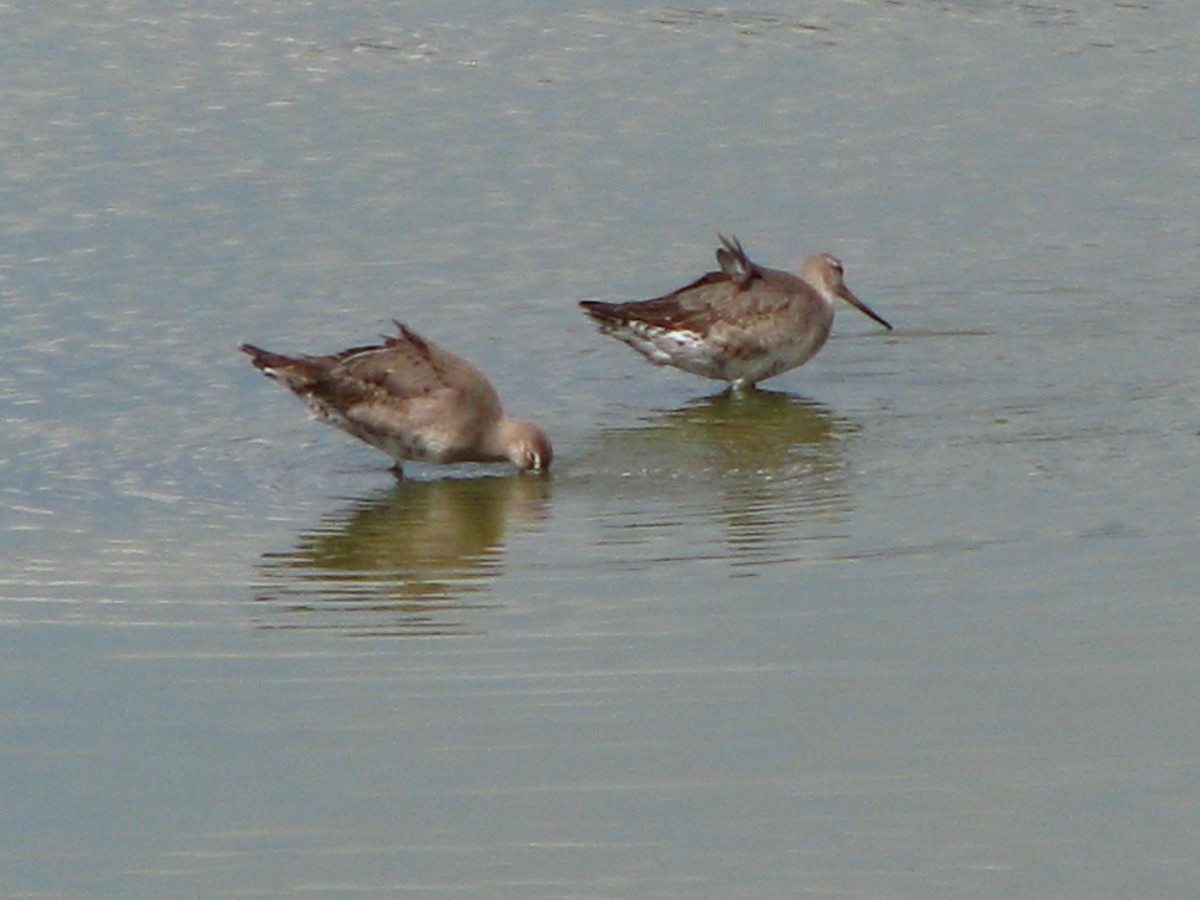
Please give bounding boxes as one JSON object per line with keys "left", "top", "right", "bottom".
{"left": 839, "top": 286, "right": 893, "bottom": 331}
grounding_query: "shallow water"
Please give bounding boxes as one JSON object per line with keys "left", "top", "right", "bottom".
{"left": 3, "top": 0, "right": 1199, "bottom": 896}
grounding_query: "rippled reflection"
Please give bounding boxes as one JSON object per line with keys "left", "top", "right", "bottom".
{"left": 585, "top": 391, "right": 859, "bottom": 569}
{"left": 253, "top": 475, "right": 550, "bottom": 636}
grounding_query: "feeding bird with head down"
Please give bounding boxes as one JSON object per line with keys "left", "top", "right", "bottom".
{"left": 240, "top": 321, "right": 552, "bottom": 478}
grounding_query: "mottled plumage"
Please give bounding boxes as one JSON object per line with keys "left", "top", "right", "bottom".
{"left": 240, "top": 322, "right": 551, "bottom": 477}
{"left": 581, "top": 235, "right": 892, "bottom": 390}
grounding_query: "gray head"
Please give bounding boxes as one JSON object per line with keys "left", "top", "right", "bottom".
{"left": 800, "top": 253, "right": 893, "bottom": 330}
{"left": 500, "top": 418, "right": 553, "bottom": 472}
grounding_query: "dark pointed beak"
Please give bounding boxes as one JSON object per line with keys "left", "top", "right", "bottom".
{"left": 839, "top": 285, "right": 893, "bottom": 330}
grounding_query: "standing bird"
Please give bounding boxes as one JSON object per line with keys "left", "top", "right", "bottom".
{"left": 580, "top": 235, "right": 892, "bottom": 391}
{"left": 240, "top": 322, "right": 551, "bottom": 477}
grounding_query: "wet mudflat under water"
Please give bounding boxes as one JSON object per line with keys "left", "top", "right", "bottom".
{"left": 2, "top": 1, "right": 1199, "bottom": 896}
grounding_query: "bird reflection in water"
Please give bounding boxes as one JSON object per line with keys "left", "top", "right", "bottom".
{"left": 587, "top": 390, "right": 858, "bottom": 568}
{"left": 253, "top": 475, "right": 550, "bottom": 637}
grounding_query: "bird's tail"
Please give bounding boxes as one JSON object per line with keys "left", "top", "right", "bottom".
{"left": 579, "top": 299, "right": 621, "bottom": 326}
{"left": 239, "top": 343, "right": 326, "bottom": 390}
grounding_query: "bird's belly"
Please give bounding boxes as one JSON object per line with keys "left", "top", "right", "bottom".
{"left": 719, "top": 337, "right": 824, "bottom": 384}
{"left": 305, "top": 397, "right": 441, "bottom": 463}
{"left": 610, "top": 317, "right": 831, "bottom": 384}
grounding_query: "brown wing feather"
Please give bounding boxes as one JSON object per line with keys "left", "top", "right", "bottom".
{"left": 581, "top": 271, "right": 733, "bottom": 330}
{"left": 715, "top": 234, "right": 757, "bottom": 287}
{"left": 583, "top": 265, "right": 805, "bottom": 338}
{"left": 332, "top": 322, "right": 497, "bottom": 408}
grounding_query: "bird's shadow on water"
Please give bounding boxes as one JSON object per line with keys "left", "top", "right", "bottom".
{"left": 582, "top": 387, "right": 857, "bottom": 481}
{"left": 250, "top": 474, "right": 551, "bottom": 637}
{"left": 577, "top": 388, "right": 862, "bottom": 568}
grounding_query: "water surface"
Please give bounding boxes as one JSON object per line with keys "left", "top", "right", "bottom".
{"left": 2, "top": 1, "right": 1199, "bottom": 896}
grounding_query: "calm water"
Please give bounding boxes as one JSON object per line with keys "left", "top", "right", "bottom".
{"left": 2, "top": 1, "right": 1199, "bottom": 896}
